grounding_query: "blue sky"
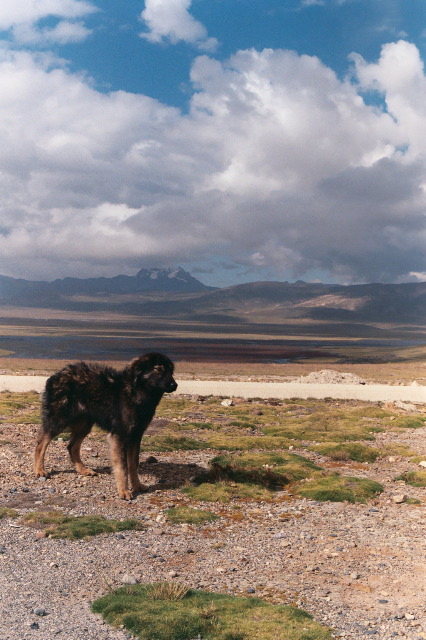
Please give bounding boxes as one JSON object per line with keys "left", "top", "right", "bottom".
{"left": 0, "top": 0, "right": 425, "bottom": 286}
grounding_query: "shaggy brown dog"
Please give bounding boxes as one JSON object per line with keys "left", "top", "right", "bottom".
{"left": 34, "top": 352, "right": 177, "bottom": 499}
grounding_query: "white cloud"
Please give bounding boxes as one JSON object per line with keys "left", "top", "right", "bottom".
{"left": 0, "top": 42, "right": 425, "bottom": 283}
{"left": 0, "top": 0, "right": 97, "bottom": 45}
{"left": 140, "top": 0, "right": 218, "bottom": 51}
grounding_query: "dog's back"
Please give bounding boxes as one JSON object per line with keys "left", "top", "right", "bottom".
{"left": 42, "top": 362, "right": 120, "bottom": 435}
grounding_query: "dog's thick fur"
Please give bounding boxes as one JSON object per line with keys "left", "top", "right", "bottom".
{"left": 34, "top": 352, "right": 177, "bottom": 499}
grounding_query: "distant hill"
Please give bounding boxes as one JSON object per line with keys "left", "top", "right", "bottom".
{"left": 0, "top": 269, "right": 424, "bottom": 324}
{"left": 0, "top": 267, "right": 212, "bottom": 304}
{"left": 182, "top": 280, "right": 426, "bottom": 323}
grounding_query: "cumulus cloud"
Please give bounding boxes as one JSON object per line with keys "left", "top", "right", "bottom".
{"left": 140, "top": 0, "right": 218, "bottom": 51}
{"left": 0, "top": 41, "right": 425, "bottom": 283}
{"left": 0, "top": 0, "right": 97, "bottom": 45}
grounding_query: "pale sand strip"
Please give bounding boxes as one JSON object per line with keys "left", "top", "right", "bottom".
{"left": 0, "top": 375, "right": 424, "bottom": 403}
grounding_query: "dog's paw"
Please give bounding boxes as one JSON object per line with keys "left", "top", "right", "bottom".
{"left": 131, "top": 482, "right": 147, "bottom": 494}
{"left": 119, "top": 489, "right": 133, "bottom": 501}
{"left": 81, "top": 467, "right": 97, "bottom": 477}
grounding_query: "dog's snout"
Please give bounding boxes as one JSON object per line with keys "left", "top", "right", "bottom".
{"left": 167, "top": 380, "right": 178, "bottom": 392}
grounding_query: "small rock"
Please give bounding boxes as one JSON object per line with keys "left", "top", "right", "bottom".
{"left": 121, "top": 574, "right": 138, "bottom": 585}
{"left": 33, "top": 608, "right": 47, "bottom": 616}
{"left": 0, "top": 546, "right": 6, "bottom": 554}
{"left": 30, "top": 622, "right": 40, "bottom": 629}
{"left": 350, "top": 572, "right": 360, "bottom": 580}
{"left": 419, "top": 461, "right": 426, "bottom": 468}
{"left": 394, "top": 401, "right": 417, "bottom": 412}
{"left": 388, "top": 456, "right": 396, "bottom": 463}
{"left": 36, "top": 531, "right": 47, "bottom": 539}
{"left": 145, "top": 456, "right": 158, "bottom": 464}
{"left": 392, "top": 494, "right": 407, "bottom": 504}
{"left": 221, "top": 398, "right": 234, "bottom": 407}
{"left": 115, "top": 533, "right": 125, "bottom": 539}
{"left": 38, "top": 477, "right": 47, "bottom": 483}
{"left": 246, "top": 587, "right": 256, "bottom": 594}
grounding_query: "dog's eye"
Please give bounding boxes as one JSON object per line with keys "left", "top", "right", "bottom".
{"left": 153, "top": 365, "right": 164, "bottom": 373}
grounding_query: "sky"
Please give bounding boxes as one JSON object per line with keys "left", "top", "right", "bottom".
{"left": 0, "top": 1, "right": 425, "bottom": 287}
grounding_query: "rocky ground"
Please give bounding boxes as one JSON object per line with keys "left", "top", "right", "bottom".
{"left": 1, "top": 397, "right": 426, "bottom": 640}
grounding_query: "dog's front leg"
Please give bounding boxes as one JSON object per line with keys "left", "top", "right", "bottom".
{"left": 109, "top": 434, "right": 132, "bottom": 500}
{"left": 127, "top": 439, "right": 146, "bottom": 493}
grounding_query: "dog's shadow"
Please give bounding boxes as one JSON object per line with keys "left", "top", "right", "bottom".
{"left": 48, "top": 460, "right": 206, "bottom": 494}
{"left": 136, "top": 460, "right": 206, "bottom": 492}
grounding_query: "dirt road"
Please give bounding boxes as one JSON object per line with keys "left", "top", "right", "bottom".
{"left": 0, "top": 375, "right": 424, "bottom": 403}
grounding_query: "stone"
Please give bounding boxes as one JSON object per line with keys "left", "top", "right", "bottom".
{"left": 36, "top": 530, "right": 47, "bottom": 539}
{"left": 392, "top": 494, "right": 407, "bottom": 504}
{"left": 121, "top": 574, "right": 138, "bottom": 585}
{"left": 33, "top": 608, "right": 47, "bottom": 616}
{"left": 221, "top": 398, "right": 234, "bottom": 407}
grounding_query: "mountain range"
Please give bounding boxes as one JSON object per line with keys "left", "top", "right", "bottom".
{"left": 0, "top": 267, "right": 425, "bottom": 324}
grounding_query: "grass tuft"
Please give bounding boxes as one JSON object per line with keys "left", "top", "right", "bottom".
{"left": 295, "top": 474, "right": 383, "bottom": 503}
{"left": 182, "top": 481, "right": 274, "bottom": 503}
{"left": 0, "top": 507, "right": 18, "bottom": 519}
{"left": 395, "top": 470, "right": 426, "bottom": 487}
{"left": 165, "top": 506, "right": 218, "bottom": 525}
{"left": 92, "top": 583, "right": 332, "bottom": 640}
{"left": 141, "top": 434, "right": 206, "bottom": 451}
{"left": 146, "top": 582, "right": 189, "bottom": 601}
{"left": 205, "top": 451, "right": 322, "bottom": 489}
{"left": 311, "top": 442, "right": 380, "bottom": 463}
{"left": 21, "top": 511, "right": 145, "bottom": 539}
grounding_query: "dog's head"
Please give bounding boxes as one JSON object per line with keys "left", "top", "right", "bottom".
{"left": 130, "top": 352, "right": 177, "bottom": 395}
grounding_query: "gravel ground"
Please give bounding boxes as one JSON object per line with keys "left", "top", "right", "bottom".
{"left": 1, "top": 398, "right": 426, "bottom": 640}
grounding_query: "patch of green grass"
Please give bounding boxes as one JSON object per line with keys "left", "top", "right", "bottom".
{"left": 379, "top": 443, "right": 415, "bottom": 458}
{"left": 141, "top": 434, "right": 206, "bottom": 452}
{"left": 395, "top": 470, "right": 426, "bottom": 487}
{"left": 204, "top": 451, "right": 322, "bottom": 489}
{"left": 295, "top": 474, "right": 383, "bottom": 503}
{"left": 229, "top": 420, "right": 258, "bottom": 429}
{"left": 311, "top": 442, "right": 380, "bottom": 463}
{"left": 0, "top": 507, "right": 18, "bottom": 519}
{"left": 92, "top": 583, "right": 332, "bottom": 640}
{"left": 0, "top": 391, "right": 41, "bottom": 423}
{"left": 165, "top": 506, "right": 218, "bottom": 525}
{"left": 182, "top": 481, "right": 274, "bottom": 503}
{"left": 204, "top": 435, "right": 292, "bottom": 451}
{"left": 188, "top": 422, "right": 217, "bottom": 430}
{"left": 21, "top": 511, "right": 145, "bottom": 539}
{"left": 393, "top": 417, "right": 425, "bottom": 430}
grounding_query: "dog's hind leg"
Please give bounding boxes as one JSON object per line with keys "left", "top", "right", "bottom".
{"left": 67, "top": 420, "right": 96, "bottom": 476}
{"left": 127, "top": 439, "right": 146, "bottom": 493}
{"left": 34, "top": 430, "right": 53, "bottom": 478}
{"left": 109, "top": 434, "right": 132, "bottom": 500}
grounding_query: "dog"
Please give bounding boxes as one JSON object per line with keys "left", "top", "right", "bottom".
{"left": 34, "top": 352, "right": 177, "bottom": 499}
